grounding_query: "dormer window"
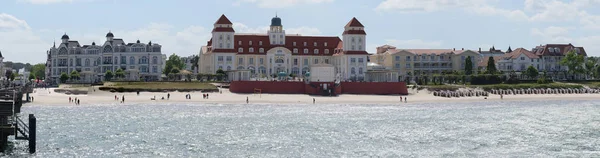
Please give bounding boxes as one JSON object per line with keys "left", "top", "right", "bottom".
{"left": 293, "top": 42, "right": 296, "bottom": 46}
{"left": 314, "top": 49, "right": 319, "bottom": 54}
{"left": 314, "top": 42, "right": 317, "bottom": 46}
{"left": 259, "top": 48, "right": 264, "bottom": 53}
{"left": 238, "top": 41, "right": 242, "bottom": 45}
{"left": 324, "top": 49, "right": 329, "bottom": 54}
{"left": 303, "top": 42, "right": 307, "bottom": 46}
{"left": 549, "top": 48, "right": 554, "bottom": 53}
{"left": 249, "top": 41, "right": 253, "bottom": 45}
{"left": 324, "top": 42, "right": 328, "bottom": 47}
{"left": 249, "top": 48, "right": 254, "bottom": 53}
{"left": 293, "top": 48, "right": 298, "bottom": 53}
{"left": 259, "top": 41, "right": 262, "bottom": 45}
{"left": 238, "top": 48, "right": 243, "bottom": 53}
{"left": 304, "top": 49, "right": 308, "bottom": 54}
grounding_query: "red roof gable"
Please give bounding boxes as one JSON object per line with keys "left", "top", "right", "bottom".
{"left": 533, "top": 44, "right": 586, "bottom": 56}
{"left": 215, "top": 14, "right": 233, "bottom": 25}
{"left": 345, "top": 17, "right": 364, "bottom": 27}
{"left": 504, "top": 48, "right": 539, "bottom": 59}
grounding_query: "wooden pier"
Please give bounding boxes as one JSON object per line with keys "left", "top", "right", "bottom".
{"left": 0, "top": 85, "right": 36, "bottom": 153}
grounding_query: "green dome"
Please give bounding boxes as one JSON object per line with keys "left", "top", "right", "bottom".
{"left": 271, "top": 16, "right": 282, "bottom": 27}
{"left": 304, "top": 72, "right": 310, "bottom": 77}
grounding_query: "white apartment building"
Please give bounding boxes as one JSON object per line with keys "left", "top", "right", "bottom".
{"left": 45, "top": 32, "right": 166, "bottom": 84}
{"left": 371, "top": 45, "right": 482, "bottom": 80}
{"left": 198, "top": 14, "right": 369, "bottom": 81}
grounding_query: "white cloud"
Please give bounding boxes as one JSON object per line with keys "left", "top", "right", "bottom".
{"left": 469, "top": 5, "right": 529, "bottom": 21}
{"left": 375, "top": 0, "right": 528, "bottom": 21}
{"left": 0, "top": 13, "right": 50, "bottom": 64}
{"left": 232, "top": 23, "right": 269, "bottom": 33}
{"left": 0, "top": 13, "right": 31, "bottom": 30}
{"left": 384, "top": 39, "right": 444, "bottom": 48}
{"left": 580, "top": 12, "right": 600, "bottom": 30}
{"left": 531, "top": 26, "right": 571, "bottom": 38}
{"left": 525, "top": 0, "right": 582, "bottom": 22}
{"left": 285, "top": 27, "right": 321, "bottom": 36}
{"left": 234, "top": 0, "right": 334, "bottom": 8}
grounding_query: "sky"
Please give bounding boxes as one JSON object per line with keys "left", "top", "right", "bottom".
{"left": 1, "top": 0, "right": 600, "bottom": 64}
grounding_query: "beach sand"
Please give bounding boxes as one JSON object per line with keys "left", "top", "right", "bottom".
{"left": 25, "top": 86, "right": 600, "bottom": 106}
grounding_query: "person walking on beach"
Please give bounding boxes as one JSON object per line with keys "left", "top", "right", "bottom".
{"left": 313, "top": 98, "right": 315, "bottom": 104}
{"left": 500, "top": 94, "right": 503, "bottom": 100}
{"left": 69, "top": 97, "right": 72, "bottom": 103}
{"left": 167, "top": 93, "right": 170, "bottom": 100}
{"left": 404, "top": 97, "right": 407, "bottom": 103}
{"left": 246, "top": 97, "right": 249, "bottom": 104}
{"left": 122, "top": 95, "right": 125, "bottom": 103}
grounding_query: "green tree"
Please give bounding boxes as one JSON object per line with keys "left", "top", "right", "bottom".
{"left": 171, "top": 67, "right": 180, "bottom": 74}
{"left": 560, "top": 50, "right": 584, "bottom": 80}
{"left": 28, "top": 73, "right": 35, "bottom": 80}
{"left": 70, "top": 70, "right": 80, "bottom": 80}
{"left": 10, "top": 73, "right": 16, "bottom": 81}
{"left": 485, "top": 56, "right": 497, "bottom": 74}
{"left": 163, "top": 54, "right": 185, "bottom": 76}
{"left": 595, "top": 65, "right": 600, "bottom": 79}
{"left": 115, "top": 68, "right": 125, "bottom": 79}
{"left": 190, "top": 55, "right": 199, "bottom": 72}
{"left": 525, "top": 65, "right": 539, "bottom": 80}
{"left": 464, "top": 56, "right": 473, "bottom": 75}
{"left": 584, "top": 59, "right": 596, "bottom": 79}
{"left": 31, "top": 63, "right": 46, "bottom": 80}
{"left": 216, "top": 68, "right": 225, "bottom": 75}
{"left": 60, "top": 72, "right": 69, "bottom": 83}
{"left": 104, "top": 70, "right": 113, "bottom": 81}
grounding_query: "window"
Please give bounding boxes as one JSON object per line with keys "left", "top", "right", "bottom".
{"left": 293, "top": 59, "right": 298, "bottom": 65}
{"left": 531, "top": 59, "right": 534, "bottom": 62}
{"left": 259, "top": 48, "right": 264, "bottom": 53}
{"left": 304, "top": 49, "right": 308, "bottom": 54}
{"left": 358, "top": 45, "right": 362, "bottom": 50}
{"left": 275, "top": 58, "right": 284, "bottom": 63}
{"left": 153, "top": 66, "right": 158, "bottom": 73}
{"left": 293, "top": 48, "right": 298, "bottom": 54}
{"left": 395, "top": 56, "right": 400, "bottom": 61}
{"left": 359, "top": 67, "right": 363, "bottom": 74}
{"left": 395, "top": 64, "right": 400, "bottom": 68}
{"left": 293, "top": 42, "right": 296, "bottom": 46}
{"left": 406, "top": 56, "right": 411, "bottom": 61}
{"left": 358, "top": 58, "right": 364, "bottom": 63}
{"left": 303, "top": 59, "right": 308, "bottom": 65}
{"left": 219, "top": 35, "right": 223, "bottom": 40}
{"left": 226, "top": 56, "right": 232, "bottom": 62}
{"left": 314, "top": 59, "right": 318, "bottom": 64}
{"left": 85, "top": 59, "right": 90, "bottom": 67}
{"left": 238, "top": 48, "right": 243, "bottom": 53}
{"left": 351, "top": 37, "right": 355, "bottom": 42}
{"left": 304, "top": 42, "right": 307, "bottom": 46}
{"left": 351, "top": 58, "right": 356, "bottom": 63}
{"left": 461, "top": 56, "right": 465, "bottom": 60}
{"left": 259, "top": 41, "right": 262, "bottom": 45}
{"left": 314, "top": 49, "right": 319, "bottom": 54}
{"left": 521, "top": 57, "right": 525, "bottom": 60}
{"left": 249, "top": 48, "right": 254, "bottom": 53}
{"left": 314, "top": 42, "right": 317, "bottom": 46}
{"left": 325, "top": 59, "right": 329, "bottom": 64}
{"left": 324, "top": 49, "right": 329, "bottom": 54}
{"left": 218, "top": 56, "right": 224, "bottom": 61}
{"left": 280, "top": 41, "right": 283, "bottom": 45}
{"left": 324, "top": 42, "right": 328, "bottom": 46}
{"left": 259, "top": 58, "right": 264, "bottom": 64}
{"left": 227, "top": 66, "right": 231, "bottom": 71}
{"left": 351, "top": 67, "right": 356, "bottom": 74}
{"left": 249, "top": 41, "right": 253, "bottom": 45}
{"left": 238, "top": 58, "right": 244, "bottom": 64}
{"left": 249, "top": 58, "right": 254, "bottom": 64}
{"left": 406, "top": 64, "right": 411, "bottom": 68}
{"left": 280, "top": 35, "right": 283, "bottom": 38}
{"left": 219, "top": 43, "right": 223, "bottom": 48}
{"left": 430, "top": 55, "right": 434, "bottom": 61}
{"left": 238, "top": 41, "right": 242, "bottom": 45}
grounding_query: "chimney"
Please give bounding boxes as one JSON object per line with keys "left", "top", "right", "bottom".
{"left": 478, "top": 47, "right": 481, "bottom": 52}
{"left": 461, "top": 48, "right": 464, "bottom": 50}
{"left": 453, "top": 48, "right": 455, "bottom": 51}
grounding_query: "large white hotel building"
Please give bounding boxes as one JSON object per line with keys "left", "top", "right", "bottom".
{"left": 45, "top": 32, "right": 166, "bottom": 84}
{"left": 198, "top": 15, "right": 369, "bottom": 81}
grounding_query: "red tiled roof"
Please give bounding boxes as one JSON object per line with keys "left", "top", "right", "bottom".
{"left": 342, "top": 30, "right": 366, "bottom": 35}
{"left": 212, "top": 27, "right": 235, "bottom": 32}
{"left": 532, "top": 44, "right": 587, "bottom": 56}
{"left": 208, "top": 34, "right": 342, "bottom": 56}
{"left": 478, "top": 56, "right": 503, "bottom": 67}
{"left": 392, "top": 49, "right": 455, "bottom": 55}
{"left": 345, "top": 17, "right": 364, "bottom": 27}
{"left": 504, "top": 48, "right": 539, "bottom": 59}
{"left": 212, "top": 49, "right": 237, "bottom": 53}
{"left": 342, "top": 51, "right": 369, "bottom": 55}
{"left": 214, "top": 14, "right": 233, "bottom": 25}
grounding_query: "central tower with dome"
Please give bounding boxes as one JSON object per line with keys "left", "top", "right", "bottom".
{"left": 268, "top": 15, "right": 285, "bottom": 45}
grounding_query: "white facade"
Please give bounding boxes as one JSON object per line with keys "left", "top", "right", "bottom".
{"left": 199, "top": 15, "right": 370, "bottom": 81}
{"left": 45, "top": 32, "right": 166, "bottom": 84}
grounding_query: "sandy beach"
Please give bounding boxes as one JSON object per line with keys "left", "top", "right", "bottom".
{"left": 24, "top": 86, "right": 600, "bottom": 106}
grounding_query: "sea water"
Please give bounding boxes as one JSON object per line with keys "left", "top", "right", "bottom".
{"left": 2, "top": 100, "right": 600, "bottom": 157}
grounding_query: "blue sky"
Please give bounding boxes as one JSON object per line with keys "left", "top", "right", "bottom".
{"left": 1, "top": 0, "right": 600, "bottom": 64}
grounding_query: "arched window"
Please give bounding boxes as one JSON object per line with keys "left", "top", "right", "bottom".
{"left": 69, "top": 59, "right": 73, "bottom": 66}
{"left": 85, "top": 59, "right": 90, "bottom": 67}
{"left": 351, "top": 67, "right": 356, "bottom": 74}
{"left": 303, "top": 49, "right": 308, "bottom": 54}
{"left": 96, "top": 58, "right": 101, "bottom": 66}
{"left": 237, "top": 66, "right": 244, "bottom": 70}
{"left": 227, "top": 66, "right": 231, "bottom": 71}
{"left": 275, "top": 58, "right": 284, "bottom": 63}
{"left": 249, "top": 48, "right": 254, "bottom": 53}
{"left": 130, "top": 57, "right": 135, "bottom": 64}
{"left": 59, "top": 47, "right": 67, "bottom": 55}
{"left": 114, "top": 57, "right": 118, "bottom": 64}
{"left": 314, "top": 49, "right": 319, "bottom": 54}
{"left": 259, "top": 48, "right": 264, "bottom": 53}
{"left": 293, "top": 48, "right": 298, "bottom": 53}
{"left": 103, "top": 46, "right": 112, "bottom": 53}
{"left": 292, "top": 67, "right": 300, "bottom": 75}
{"left": 359, "top": 67, "right": 363, "bottom": 74}
{"left": 248, "top": 66, "right": 255, "bottom": 74}
{"left": 258, "top": 66, "right": 266, "bottom": 74}
{"left": 152, "top": 56, "right": 158, "bottom": 64}
{"left": 238, "top": 48, "right": 243, "bottom": 53}
{"left": 302, "top": 67, "right": 309, "bottom": 75}
{"left": 140, "top": 56, "right": 148, "bottom": 64}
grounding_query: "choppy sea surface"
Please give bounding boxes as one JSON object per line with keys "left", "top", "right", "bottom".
{"left": 2, "top": 100, "right": 600, "bottom": 157}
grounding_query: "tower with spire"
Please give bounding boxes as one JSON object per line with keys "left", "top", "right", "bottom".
{"left": 211, "top": 14, "right": 235, "bottom": 49}
{"left": 268, "top": 14, "right": 285, "bottom": 45}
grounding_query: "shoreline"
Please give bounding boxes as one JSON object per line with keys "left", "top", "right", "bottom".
{"left": 24, "top": 87, "right": 600, "bottom": 106}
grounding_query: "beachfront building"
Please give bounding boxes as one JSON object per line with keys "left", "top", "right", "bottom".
{"left": 370, "top": 45, "right": 482, "bottom": 81}
{"left": 478, "top": 46, "right": 507, "bottom": 58}
{"left": 198, "top": 14, "right": 369, "bottom": 81}
{"left": 180, "top": 55, "right": 198, "bottom": 74}
{"left": 490, "top": 48, "right": 540, "bottom": 72}
{"left": 45, "top": 32, "right": 166, "bottom": 84}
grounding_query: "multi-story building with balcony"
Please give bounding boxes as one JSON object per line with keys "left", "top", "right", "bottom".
{"left": 371, "top": 45, "right": 481, "bottom": 80}
{"left": 45, "top": 32, "right": 166, "bottom": 84}
{"left": 198, "top": 14, "right": 369, "bottom": 81}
